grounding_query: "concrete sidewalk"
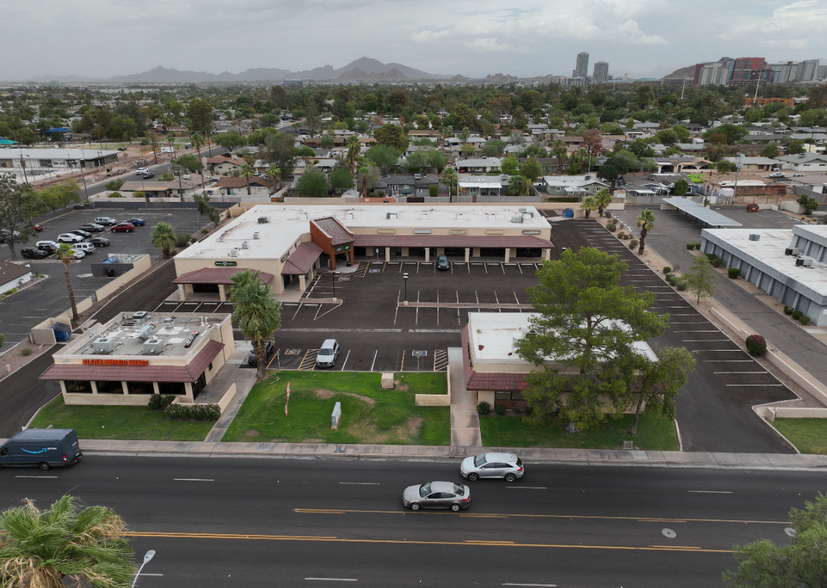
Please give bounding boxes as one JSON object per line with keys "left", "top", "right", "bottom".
{"left": 75, "top": 439, "right": 827, "bottom": 471}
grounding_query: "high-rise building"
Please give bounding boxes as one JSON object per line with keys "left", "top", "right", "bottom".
{"left": 730, "top": 57, "right": 773, "bottom": 86}
{"left": 770, "top": 62, "right": 800, "bottom": 84}
{"left": 593, "top": 61, "right": 609, "bottom": 83}
{"left": 798, "top": 59, "right": 819, "bottom": 82}
{"left": 573, "top": 52, "right": 589, "bottom": 78}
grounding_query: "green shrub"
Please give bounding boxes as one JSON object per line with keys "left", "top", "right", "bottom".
{"left": 695, "top": 243, "right": 702, "bottom": 250}
{"left": 495, "top": 404, "right": 507, "bottom": 416}
{"left": 201, "top": 228, "right": 209, "bottom": 234}
{"left": 663, "top": 266, "right": 672, "bottom": 274}
{"left": 792, "top": 310, "right": 803, "bottom": 320}
{"left": 524, "top": 405, "right": 534, "bottom": 417}
{"left": 711, "top": 258, "right": 723, "bottom": 268}
{"left": 148, "top": 394, "right": 176, "bottom": 411}
{"left": 511, "top": 407, "right": 522, "bottom": 416}
{"left": 20, "top": 347, "right": 32, "bottom": 356}
{"left": 728, "top": 268, "right": 740, "bottom": 279}
{"left": 617, "top": 231, "right": 625, "bottom": 239}
{"left": 686, "top": 243, "right": 695, "bottom": 250}
{"left": 676, "top": 279, "right": 687, "bottom": 291}
{"left": 428, "top": 184, "right": 438, "bottom": 197}
{"left": 706, "top": 253, "right": 717, "bottom": 261}
{"left": 784, "top": 306, "right": 793, "bottom": 315}
{"left": 176, "top": 233, "right": 191, "bottom": 247}
{"left": 165, "top": 403, "right": 220, "bottom": 421}
{"left": 6, "top": 288, "right": 17, "bottom": 295}
{"left": 476, "top": 401, "right": 491, "bottom": 416}
{"left": 665, "top": 272, "right": 677, "bottom": 285}
{"left": 745, "top": 334, "right": 767, "bottom": 356}
{"left": 605, "top": 212, "right": 612, "bottom": 219}
{"left": 629, "top": 239, "right": 639, "bottom": 249}
{"left": 800, "top": 316, "right": 811, "bottom": 325}
{"left": 547, "top": 196, "right": 581, "bottom": 202}
{"left": 606, "top": 223, "right": 617, "bottom": 232}
{"left": 108, "top": 192, "right": 123, "bottom": 198}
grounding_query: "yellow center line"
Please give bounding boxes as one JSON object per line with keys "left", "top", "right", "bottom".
{"left": 124, "top": 531, "right": 731, "bottom": 554}
{"left": 293, "top": 508, "right": 788, "bottom": 526}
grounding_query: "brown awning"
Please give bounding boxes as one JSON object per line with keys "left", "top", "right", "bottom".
{"left": 282, "top": 242, "right": 323, "bottom": 275}
{"left": 172, "top": 267, "right": 274, "bottom": 285}
{"left": 39, "top": 340, "right": 225, "bottom": 383}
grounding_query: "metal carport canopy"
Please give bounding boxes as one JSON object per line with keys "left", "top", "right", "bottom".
{"left": 662, "top": 197, "right": 742, "bottom": 228}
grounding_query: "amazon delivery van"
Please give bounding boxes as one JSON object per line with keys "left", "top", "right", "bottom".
{"left": 0, "top": 428, "right": 82, "bottom": 470}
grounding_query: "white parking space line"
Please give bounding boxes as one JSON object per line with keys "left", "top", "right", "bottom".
{"left": 173, "top": 478, "right": 214, "bottom": 482}
{"left": 339, "top": 482, "right": 380, "bottom": 485}
{"left": 713, "top": 371, "right": 767, "bottom": 375}
{"left": 507, "top": 486, "right": 547, "bottom": 490}
{"left": 703, "top": 360, "right": 753, "bottom": 363}
{"left": 306, "top": 579, "right": 357, "bottom": 582}
{"left": 503, "top": 583, "right": 556, "bottom": 587}
{"left": 726, "top": 384, "right": 783, "bottom": 387}
{"left": 340, "top": 350, "right": 350, "bottom": 371}
{"left": 688, "top": 490, "right": 733, "bottom": 494}
{"left": 141, "top": 573, "right": 164, "bottom": 577}
{"left": 15, "top": 475, "right": 59, "bottom": 479}
{"left": 370, "top": 350, "right": 378, "bottom": 372}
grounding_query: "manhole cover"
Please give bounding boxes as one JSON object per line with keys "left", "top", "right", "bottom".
{"left": 662, "top": 528, "right": 676, "bottom": 539}
{"left": 284, "top": 349, "right": 301, "bottom": 356}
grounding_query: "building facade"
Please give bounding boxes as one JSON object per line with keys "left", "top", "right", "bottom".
{"left": 573, "top": 52, "right": 589, "bottom": 79}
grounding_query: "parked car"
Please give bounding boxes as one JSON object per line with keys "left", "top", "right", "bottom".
{"left": 67, "top": 229, "right": 91, "bottom": 239}
{"left": 94, "top": 217, "right": 118, "bottom": 226}
{"left": 74, "top": 242, "right": 95, "bottom": 254}
{"left": 57, "top": 233, "right": 83, "bottom": 244}
{"left": 79, "top": 223, "right": 105, "bottom": 232}
{"left": 71, "top": 249, "right": 86, "bottom": 260}
{"left": 460, "top": 452, "right": 525, "bottom": 482}
{"left": 247, "top": 341, "right": 275, "bottom": 366}
{"left": 21, "top": 248, "right": 49, "bottom": 259}
{"left": 768, "top": 172, "right": 786, "bottom": 179}
{"left": 136, "top": 168, "right": 148, "bottom": 175}
{"left": 437, "top": 254, "right": 450, "bottom": 271}
{"left": 0, "top": 229, "right": 21, "bottom": 243}
{"left": 36, "top": 240, "right": 59, "bottom": 253}
{"left": 30, "top": 224, "right": 43, "bottom": 232}
{"left": 111, "top": 223, "right": 135, "bottom": 233}
{"left": 316, "top": 339, "right": 340, "bottom": 368}
{"left": 142, "top": 172, "right": 155, "bottom": 179}
{"left": 126, "top": 217, "right": 146, "bottom": 226}
{"left": 402, "top": 481, "right": 471, "bottom": 511}
{"left": 89, "top": 237, "right": 111, "bottom": 247}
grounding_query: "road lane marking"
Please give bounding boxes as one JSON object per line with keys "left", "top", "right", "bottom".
{"left": 507, "top": 486, "right": 547, "bottom": 490}
{"left": 141, "top": 573, "right": 164, "bottom": 576}
{"left": 15, "top": 475, "right": 59, "bottom": 479}
{"left": 125, "top": 531, "right": 732, "bottom": 553}
{"left": 293, "top": 508, "right": 787, "bottom": 525}
{"left": 688, "top": 491, "right": 733, "bottom": 494}
{"left": 725, "top": 384, "right": 783, "bottom": 387}
{"left": 339, "top": 482, "right": 380, "bottom": 485}
{"left": 713, "top": 372, "right": 766, "bottom": 375}
{"left": 503, "top": 584, "right": 557, "bottom": 587}
{"left": 173, "top": 478, "right": 214, "bottom": 482}
{"left": 306, "top": 579, "right": 357, "bottom": 582}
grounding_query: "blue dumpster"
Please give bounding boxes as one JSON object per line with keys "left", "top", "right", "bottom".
{"left": 52, "top": 322, "right": 72, "bottom": 342}
{"left": 562, "top": 208, "right": 574, "bottom": 218}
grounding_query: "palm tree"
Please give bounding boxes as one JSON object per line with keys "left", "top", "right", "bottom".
{"left": 346, "top": 136, "right": 361, "bottom": 175}
{"left": 189, "top": 133, "right": 206, "bottom": 189}
{"left": 151, "top": 221, "right": 177, "bottom": 259}
{"left": 594, "top": 188, "right": 612, "bottom": 217}
{"left": 551, "top": 139, "right": 567, "bottom": 173}
{"left": 229, "top": 270, "right": 282, "bottom": 379}
{"left": 55, "top": 243, "right": 79, "bottom": 323}
{"left": 0, "top": 495, "right": 136, "bottom": 588}
{"left": 637, "top": 209, "right": 656, "bottom": 254}
{"left": 440, "top": 168, "right": 458, "bottom": 202}
{"left": 580, "top": 195, "right": 597, "bottom": 219}
{"left": 239, "top": 163, "right": 255, "bottom": 196}
{"left": 266, "top": 164, "right": 281, "bottom": 193}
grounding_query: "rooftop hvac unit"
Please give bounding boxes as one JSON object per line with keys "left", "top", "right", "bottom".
{"left": 796, "top": 258, "right": 805, "bottom": 266}
{"left": 792, "top": 248, "right": 801, "bottom": 256}
{"left": 749, "top": 234, "right": 760, "bottom": 241}
{"left": 241, "top": 241, "right": 249, "bottom": 249}
{"left": 519, "top": 207, "right": 527, "bottom": 213}
{"left": 132, "top": 311, "right": 149, "bottom": 323}
{"left": 257, "top": 216, "right": 269, "bottom": 224}
{"left": 143, "top": 338, "right": 165, "bottom": 355}
{"left": 136, "top": 324, "right": 156, "bottom": 341}
{"left": 93, "top": 337, "right": 115, "bottom": 354}
{"left": 511, "top": 215, "right": 524, "bottom": 223}
{"left": 386, "top": 212, "right": 397, "bottom": 220}
{"left": 802, "top": 257, "right": 813, "bottom": 267}
{"left": 253, "top": 232, "right": 259, "bottom": 239}
{"left": 163, "top": 317, "right": 174, "bottom": 324}
{"left": 523, "top": 212, "right": 535, "bottom": 219}
{"left": 229, "top": 249, "right": 238, "bottom": 257}
{"left": 785, "top": 248, "right": 794, "bottom": 255}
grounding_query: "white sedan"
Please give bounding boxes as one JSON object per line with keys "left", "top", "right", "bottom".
{"left": 57, "top": 233, "right": 84, "bottom": 243}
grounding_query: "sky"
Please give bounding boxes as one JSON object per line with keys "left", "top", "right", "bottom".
{"left": 3, "top": 0, "right": 826, "bottom": 81}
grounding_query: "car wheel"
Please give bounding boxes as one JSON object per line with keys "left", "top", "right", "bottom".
{"left": 39, "top": 462, "right": 50, "bottom": 471}
{"left": 467, "top": 472, "right": 479, "bottom": 482}
{"left": 504, "top": 473, "right": 517, "bottom": 482}
{"left": 450, "top": 503, "right": 461, "bottom": 512}
{"left": 410, "top": 503, "right": 421, "bottom": 511}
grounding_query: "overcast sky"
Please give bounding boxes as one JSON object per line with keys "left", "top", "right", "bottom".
{"left": 4, "top": 0, "right": 826, "bottom": 81}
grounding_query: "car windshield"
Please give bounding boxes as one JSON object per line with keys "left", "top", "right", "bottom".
{"left": 419, "top": 483, "right": 431, "bottom": 497}
{"left": 319, "top": 348, "right": 333, "bottom": 356}
{"left": 473, "top": 454, "right": 488, "bottom": 467}
{"left": 453, "top": 484, "right": 465, "bottom": 496}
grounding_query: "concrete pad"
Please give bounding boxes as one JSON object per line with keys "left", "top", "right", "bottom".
{"left": 660, "top": 452, "right": 719, "bottom": 466}
{"left": 380, "top": 373, "right": 394, "bottom": 390}
{"left": 764, "top": 453, "right": 827, "bottom": 468}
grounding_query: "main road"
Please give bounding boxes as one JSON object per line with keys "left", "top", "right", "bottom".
{"left": 1, "top": 456, "right": 820, "bottom": 587}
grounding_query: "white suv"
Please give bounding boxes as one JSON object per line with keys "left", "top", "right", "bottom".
{"left": 315, "top": 339, "right": 340, "bottom": 368}
{"left": 94, "top": 217, "right": 118, "bottom": 226}
{"left": 58, "top": 233, "right": 83, "bottom": 243}
{"left": 74, "top": 242, "right": 95, "bottom": 254}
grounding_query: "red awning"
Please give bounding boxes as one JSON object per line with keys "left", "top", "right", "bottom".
{"left": 282, "top": 242, "right": 323, "bottom": 275}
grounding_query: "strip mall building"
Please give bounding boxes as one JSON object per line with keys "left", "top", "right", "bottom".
{"left": 172, "top": 204, "right": 554, "bottom": 299}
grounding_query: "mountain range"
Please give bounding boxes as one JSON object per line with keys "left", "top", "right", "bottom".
{"left": 28, "top": 57, "right": 451, "bottom": 84}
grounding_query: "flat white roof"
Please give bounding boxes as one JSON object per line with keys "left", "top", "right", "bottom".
{"left": 177, "top": 204, "right": 550, "bottom": 261}
{"left": 0, "top": 148, "right": 118, "bottom": 160}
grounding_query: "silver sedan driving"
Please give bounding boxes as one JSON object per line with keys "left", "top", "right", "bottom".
{"left": 402, "top": 481, "right": 471, "bottom": 511}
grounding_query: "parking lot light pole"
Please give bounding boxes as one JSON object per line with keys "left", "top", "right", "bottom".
{"left": 403, "top": 273, "right": 409, "bottom": 306}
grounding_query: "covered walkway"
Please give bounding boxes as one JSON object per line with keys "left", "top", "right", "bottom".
{"left": 662, "top": 197, "right": 743, "bottom": 228}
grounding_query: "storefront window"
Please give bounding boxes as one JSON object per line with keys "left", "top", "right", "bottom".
{"left": 157, "top": 381, "right": 187, "bottom": 396}
{"left": 65, "top": 380, "right": 93, "bottom": 393}
{"left": 95, "top": 381, "right": 125, "bottom": 394}
{"left": 126, "top": 382, "right": 154, "bottom": 395}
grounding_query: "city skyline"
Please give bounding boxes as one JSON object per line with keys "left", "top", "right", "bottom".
{"left": 2, "top": 0, "right": 826, "bottom": 82}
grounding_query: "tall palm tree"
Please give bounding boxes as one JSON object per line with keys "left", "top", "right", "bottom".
{"left": 229, "top": 270, "right": 282, "bottom": 379}
{"left": 266, "top": 164, "right": 281, "bottom": 193}
{"left": 345, "top": 136, "right": 361, "bottom": 175}
{"left": 637, "top": 209, "right": 656, "bottom": 254}
{"left": 0, "top": 495, "right": 136, "bottom": 588}
{"left": 594, "top": 188, "right": 612, "bottom": 217}
{"left": 55, "top": 243, "right": 79, "bottom": 323}
{"left": 551, "top": 139, "right": 567, "bottom": 173}
{"left": 190, "top": 133, "right": 206, "bottom": 189}
{"left": 239, "top": 163, "right": 255, "bottom": 196}
{"left": 580, "top": 195, "right": 597, "bottom": 219}
{"left": 440, "top": 168, "right": 458, "bottom": 202}
{"left": 151, "top": 221, "right": 177, "bottom": 259}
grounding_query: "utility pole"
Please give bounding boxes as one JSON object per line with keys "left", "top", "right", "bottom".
{"left": 19, "top": 154, "right": 29, "bottom": 185}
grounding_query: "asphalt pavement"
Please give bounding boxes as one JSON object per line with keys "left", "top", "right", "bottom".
{"left": 1, "top": 455, "right": 822, "bottom": 587}
{"left": 0, "top": 345, "right": 61, "bottom": 437}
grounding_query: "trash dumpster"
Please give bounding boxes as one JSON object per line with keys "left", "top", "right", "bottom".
{"left": 562, "top": 208, "right": 574, "bottom": 218}
{"left": 52, "top": 322, "right": 72, "bottom": 342}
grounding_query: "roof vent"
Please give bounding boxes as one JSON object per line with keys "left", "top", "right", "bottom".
{"left": 748, "top": 234, "right": 760, "bottom": 241}
{"left": 386, "top": 212, "right": 397, "bottom": 220}
{"left": 164, "top": 317, "right": 174, "bottom": 324}
{"left": 257, "top": 216, "right": 269, "bottom": 224}
{"left": 93, "top": 338, "right": 115, "bottom": 355}
{"left": 229, "top": 249, "right": 238, "bottom": 257}
{"left": 253, "top": 232, "right": 259, "bottom": 240}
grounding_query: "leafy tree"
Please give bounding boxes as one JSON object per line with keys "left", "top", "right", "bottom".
{"left": 425, "top": 149, "right": 447, "bottom": 173}
{"left": 788, "top": 140, "right": 806, "bottom": 155}
{"left": 330, "top": 168, "right": 353, "bottom": 194}
{"left": 673, "top": 179, "right": 689, "bottom": 196}
{"left": 460, "top": 143, "right": 477, "bottom": 157}
{"left": 404, "top": 151, "right": 428, "bottom": 175}
{"left": 759, "top": 144, "right": 780, "bottom": 158}
{"left": 683, "top": 254, "right": 718, "bottom": 304}
{"left": 703, "top": 123, "right": 746, "bottom": 145}
{"left": 481, "top": 140, "right": 507, "bottom": 157}
{"left": 151, "top": 221, "right": 177, "bottom": 259}
{"left": 580, "top": 195, "right": 597, "bottom": 218}
{"left": 797, "top": 194, "right": 819, "bottom": 215}
{"left": 373, "top": 124, "right": 409, "bottom": 152}
{"left": 627, "top": 346, "right": 696, "bottom": 435}
{"left": 594, "top": 188, "right": 612, "bottom": 217}
{"left": 193, "top": 193, "right": 219, "bottom": 228}
{"left": 714, "top": 160, "right": 738, "bottom": 173}
{"left": 0, "top": 495, "right": 136, "bottom": 588}
{"left": 263, "top": 131, "right": 297, "bottom": 180}
{"left": 597, "top": 157, "right": 628, "bottom": 190}
{"left": 501, "top": 154, "right": 520, "bottom": 176}
{"left": 265, "top": 163, "right": 282, "bottom": 191}
{"left": 229, "top": 269, "right": 282, "bottom": 379}
{"left": 520, "top": 158, "right": 542, "bottom": 183}
{"left": 723, "top": 493, "right": 827, "bottom": 588}
{"left": 295, "top": 167, "right": 329, "bottom": 197}
{"left": 636, "top": 209, "right": 656, "bottom": 254}
{"left": 55, "top": 243, "right": 79, "bottom": 323}
{"left": 320, "top": 134, "right": 335, "bottom": 149}
{"left": 627, "top": 139, "right": 655, "bottom": 159}
{"left": 366, "top": 144, "right": 401, "bottom": 175}
{"left": 507, "top": 174, "right": 532, "bottom": 196}
{"left": 0, "top": 174, "right": 43, "bottom": 260}
{"left": 38, "top": 180, "right": 82, "bottom": 212}
{"left": 551, "top": 140, "right": 568, "bottom": 173}
{"left": 215, "top": 131, "right": 245, "bottom": 151}
{"left": 429, "top": 184, "right": 438, "bottom": 197}
{"left": 186, "top": 98, "right": 214, "bottom": 155}
{"left": 516, "top": 247, "right": 669, "bottom": 430}
{"left": 105, "top": 178, "right": 125, "bottom": 191}
{"left": 440, "top": 167, "right": 458, "bottom": 201}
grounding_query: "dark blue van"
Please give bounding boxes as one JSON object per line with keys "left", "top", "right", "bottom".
{"left": 0, "top": 429, "right": 82, "bottom": 470}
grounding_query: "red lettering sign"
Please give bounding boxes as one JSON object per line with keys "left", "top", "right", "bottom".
{"left": 82, "top": 359, "right": 149, "bottom": 366}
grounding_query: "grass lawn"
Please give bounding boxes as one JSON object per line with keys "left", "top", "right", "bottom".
{"left": 479, "top": 412, "right": 679, "bottom": 451}
{"left": 30, "top": 397, "right": 215, "bottom": 441}
{"left": 773, "top": 419, "right": 827, "bottom": 454}
{"left": 222, "top": 371, "right": 450, "bottom": 445}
